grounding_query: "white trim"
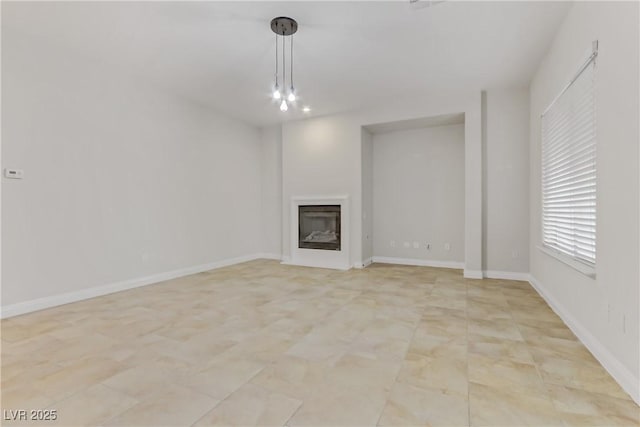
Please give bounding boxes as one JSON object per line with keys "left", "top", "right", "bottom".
{"left": 463, "top": 269, "right": 484, "bottom": 279}
{"left": 353, "top": 257, "right": 373, "bottom": 269}
{"left": 538, "top": 245, "right": 596, "bottom": 279}
{"left": 290, "top": 195, "right": 349, "bottom": 202}
{"left": 1, "top": 253, "right": 267, "bottom": 319}
{"left": 281, "top": 259, "right": 350, "bottom": 271}
{"left": 372, "top": 256, "right": 464, "bottom": 270}
{"left": 259, "top": 253, "right": 282, "bottom": 261}
{"left": 529, "top": 275, "right": 640, "bottom": 405}
{"left": 484, "top": 270, "right": 530, "bottom": 281}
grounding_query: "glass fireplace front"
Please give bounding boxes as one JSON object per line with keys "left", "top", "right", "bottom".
{"left": 298, "top": 205, "right": 341, "bottom": 251}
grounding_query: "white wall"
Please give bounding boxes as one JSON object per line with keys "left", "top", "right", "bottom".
{"left": 372, "top": 124, "right": 465, "bottom": 264}
{"left": 361, "top": 128, "right": 374, "bottom": 265}
{"left": 281, "top": 115, "right": 361, "bottom": 266}
{"left": 360, "top": 129, "right": 373, "bottom": 265}
{"left": 483, "top": 89, "right": 530, "bottom": 274}
{"left": 260, "top": 125, "right": 282, "bottom": 258}
{"left": 2, "top": 30, "right": 263, "bottom": 309}
{"left": 281, "top": 91, "right": 482, "bottom": 273}
{"left": 529, "top": 1, "right": 639, "bottom": 402}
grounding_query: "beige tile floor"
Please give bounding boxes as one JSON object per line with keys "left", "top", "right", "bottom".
{"left": 1, "top": 260, "right": 638, "bottom": 427}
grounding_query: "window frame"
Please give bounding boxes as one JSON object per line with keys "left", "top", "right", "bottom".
{"left": 539, "top": 41, "right": 598, "bottom": 278}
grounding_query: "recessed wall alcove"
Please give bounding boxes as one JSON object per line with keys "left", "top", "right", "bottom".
{"left": 361, "top": 113, "right": 466, "bottom": 270}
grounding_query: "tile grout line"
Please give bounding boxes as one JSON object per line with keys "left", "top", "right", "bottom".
{"left": 281, "top": 394, "right": 305, "bottom": 427}
{"left": 505, "top": 288, "right": 564, "bottom": 421}
{"left": 188, "top": 277, "right": 357, "bottom": 427}
{"left": 372, "top": 278, "right": 432, "bottom": 426}
{"left": 250, "top": 282, "right": 368, "bottom": 427}
{"left": 187, "top": 363, "right": 270, "bottom": 427}
{"left": 79, "top": 381, "right": 141, "bottom": 426}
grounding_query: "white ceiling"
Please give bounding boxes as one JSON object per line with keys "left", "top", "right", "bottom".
{"left": 3, "top": 1, "right": 571, "bottom": 126}
{"left": 364, "top": 113, "right": 465, "bottom": 134}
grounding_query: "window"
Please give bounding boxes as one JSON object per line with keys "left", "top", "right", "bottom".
{"left": 541, "top": 46, "right": 597, "bottom": 267}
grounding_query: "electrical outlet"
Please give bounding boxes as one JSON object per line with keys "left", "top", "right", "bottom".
{"left": 413, "top": 241, "right": 420, "bottom": 249}
{"left": 390, "top": 240, "right": 396, "bottom": 248}
{"left": 425, "top": 243, "right": 431, "bottom": 250}
{"left": 444, "top": 243, "right": 451, "bottom": 251}
{"left": 512, "top": 250, "right": 519, "bottom": 259}
{"left": 4, "top": 168, "right": 24, "bottom": 179}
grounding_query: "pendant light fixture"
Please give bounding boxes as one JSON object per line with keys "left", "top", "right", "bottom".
{"left": 287, "top": 30, "right": 296, "bottom": 102}
{"left": 272, "top": 32, "right": 281, "bottom": 100}
{"left": 271, "top": 17, "right": 298, "bottom": 112}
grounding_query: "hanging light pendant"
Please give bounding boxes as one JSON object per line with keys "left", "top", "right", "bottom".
{"left": 270, "top": 17, "right": 298, "bottom": 111}
{"left": 272, "top": 32, "right": 281, "bottom": 100}
{"left": 287, "top": 31, "right": 296, "bottom": 102}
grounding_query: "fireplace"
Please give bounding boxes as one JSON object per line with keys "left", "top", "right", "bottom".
{"left": 298, "top": 205, "right": 341, "bottom": 251}
{"left": 288, "top": 196, "right": 349, "bottom": 269}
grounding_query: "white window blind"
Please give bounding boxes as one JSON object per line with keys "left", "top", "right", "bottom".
{"left": 541, "top": 50, "right": 597, "bottom": 267}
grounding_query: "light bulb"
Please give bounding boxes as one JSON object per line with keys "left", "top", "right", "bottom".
{"left": 302, "top": 106, "right": 311, "bottom": 113}
{"left": 279, "top": 99, "right": 288, "bottom": 112}
{"left": 272, "top": 86, "right": 281, "bottom": 100}
{"left": 287, "top": 89, "right": 296, "bottom": 102}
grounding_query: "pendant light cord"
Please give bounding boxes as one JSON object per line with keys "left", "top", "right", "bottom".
{"left": 290, "top": 33, "right": 294, "bottom": 90}
{"left": 282, "top": 30, "right": 286, "bottom": 94}
{"left": 275, "top": 32, "right": 278, "bottom": 86}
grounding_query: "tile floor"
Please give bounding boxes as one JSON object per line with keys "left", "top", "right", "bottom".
{"left": 1, "top": 260, "right": 638, "bottom": 426}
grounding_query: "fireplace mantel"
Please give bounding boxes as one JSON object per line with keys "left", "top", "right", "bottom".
{"left": 283, "top": 195, "right": 350, "bottom": 270}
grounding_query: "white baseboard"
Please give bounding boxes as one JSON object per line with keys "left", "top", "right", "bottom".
{"left": 529, "top": 275, "right": 640, "bottom": 405}
{"left": 280, "top": 259, "right": 350, "bottom": 271}
{"left": 463, "top": 269, "right": 483, "bottom": 279}
{"left": 259, "top": 253, "right": 282, "bottom": 261}
{"left": 372, "top": 256, "right": 464, "bottom": 270}
{"left": 353, "top": 258, "right": 373, "bottom": 269}
{"left": 367, "top": 260, "right": 526, "bottom": 282}
{"left": 280, "top": 256, "right": 291, "bottom": 264}
{"left": 484, "top": 270, "right": 530, "bottom": 281}
{"left": 0, "top": 253, "right": 267, "bottom": 319}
